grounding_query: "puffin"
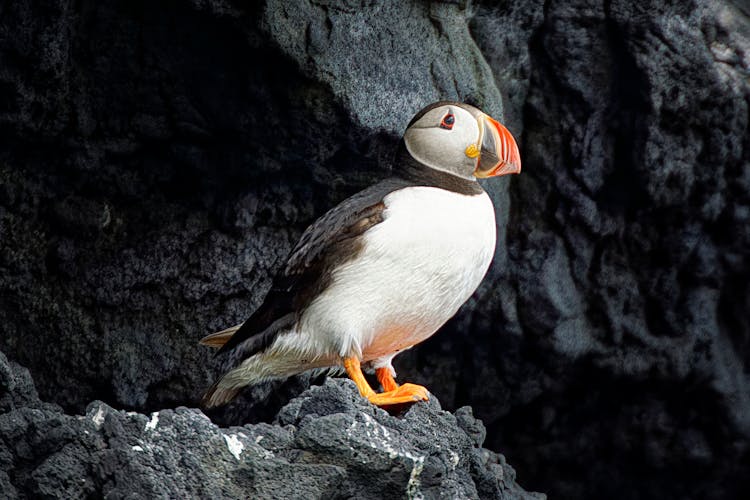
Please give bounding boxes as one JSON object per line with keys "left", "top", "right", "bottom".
{"left": 200, "top": 101, "right": 521, "bottom": 408}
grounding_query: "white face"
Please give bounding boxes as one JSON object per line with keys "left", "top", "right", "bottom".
{"left": 403, "top": 104, "right": 480, "bottom": 180}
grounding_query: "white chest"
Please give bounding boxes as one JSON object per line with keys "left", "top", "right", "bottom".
{"left": 300, "top": 186, "right": 497, "bottom": 359}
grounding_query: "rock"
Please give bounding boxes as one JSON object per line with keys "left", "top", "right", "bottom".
{"left": 264, "top": 0, "right": 503, "bottom": 133}
{"left": 0, "top": 0, "right": 506, "bottom": 415}
{"left": 429, "top": 1, "right": 750, "bottom": 498}
{"left": 0, "top": 351, "right": 542, "bottom": 499}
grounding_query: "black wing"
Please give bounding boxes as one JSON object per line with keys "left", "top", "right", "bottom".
{"left": 215, "top": 177, "right": 412, "bottom": 357}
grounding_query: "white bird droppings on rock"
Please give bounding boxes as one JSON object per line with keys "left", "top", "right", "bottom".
{"left": 91, "top": 405, "right": 105, "bottom": 428}
{"left": 145, "top": 412, "right": 159, "bottom": 431}
{"left": 406, "top": 455, "right": 425, "bottom": 500}
{"left": 223, "top": 433, "right": 244, "bottom": 461}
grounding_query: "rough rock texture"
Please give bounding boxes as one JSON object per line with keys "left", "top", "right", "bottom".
{"left": 453, "top": 2, "right": 750, "bottom": 499}
{"left": 0, "top": 0, "right": 509, "bottom": 413}
{"left": 0, "top": 351, "right": 540, "bottom": 499}
{"left": 1, "top": 0, "right": 749, "bottom": 499}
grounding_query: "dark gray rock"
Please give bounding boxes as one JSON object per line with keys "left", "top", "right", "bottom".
{"left": 0, "top": 0, "right": 508, "bottom": 413}
{"left": 264, "top": 0, "right": 503, "bottom": 132}
{"left": 0, "top": 350, "right": 541, "bottom": 499}
{"left": 416, "top": 1, "right": 750, "bottom": 498}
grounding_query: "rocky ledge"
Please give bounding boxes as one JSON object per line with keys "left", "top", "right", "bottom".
{"left": 0, "top": 351, "right": 542, "bottom": 499}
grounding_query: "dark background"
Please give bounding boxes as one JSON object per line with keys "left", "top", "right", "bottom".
{"left": 1, "top": 1, "right": 749, "bottom": 498}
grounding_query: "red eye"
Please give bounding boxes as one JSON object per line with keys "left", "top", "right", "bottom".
{"left": 440, "top": 113, "right": 455, "bottom": 130}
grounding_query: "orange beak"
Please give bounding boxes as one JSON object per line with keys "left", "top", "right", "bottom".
{"left": 473, "top": 115, "right": 521, "bottom": 178}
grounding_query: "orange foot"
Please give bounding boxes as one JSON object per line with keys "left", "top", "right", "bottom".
{"left": 368, "top": 383, "right": 429, "bottom": 406}
{"left": 376, "top": 367, "right": 399, "bottom": 392}
{"left": 344, "top": 357, "right": 429, "bottom": 407}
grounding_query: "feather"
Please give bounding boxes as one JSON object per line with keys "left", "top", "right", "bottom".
{"left": 201, "top": 379, "right": 241, "bottom": 408}
{"left": 213, "top": 180, "right": 406, "bottom": 358}
{"left": 199, "top": 324, "right": 242, "bottom": 348}
{"left": 202, "top": 160, "right": 487, "bottom": 407}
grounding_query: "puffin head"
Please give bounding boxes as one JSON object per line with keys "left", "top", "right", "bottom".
{"left": 403, "top": 102, "right": 521, "bottom": 181}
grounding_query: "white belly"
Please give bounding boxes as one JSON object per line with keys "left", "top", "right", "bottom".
{"left": 297, "top": 186, "right": 497, "bottom": 361}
